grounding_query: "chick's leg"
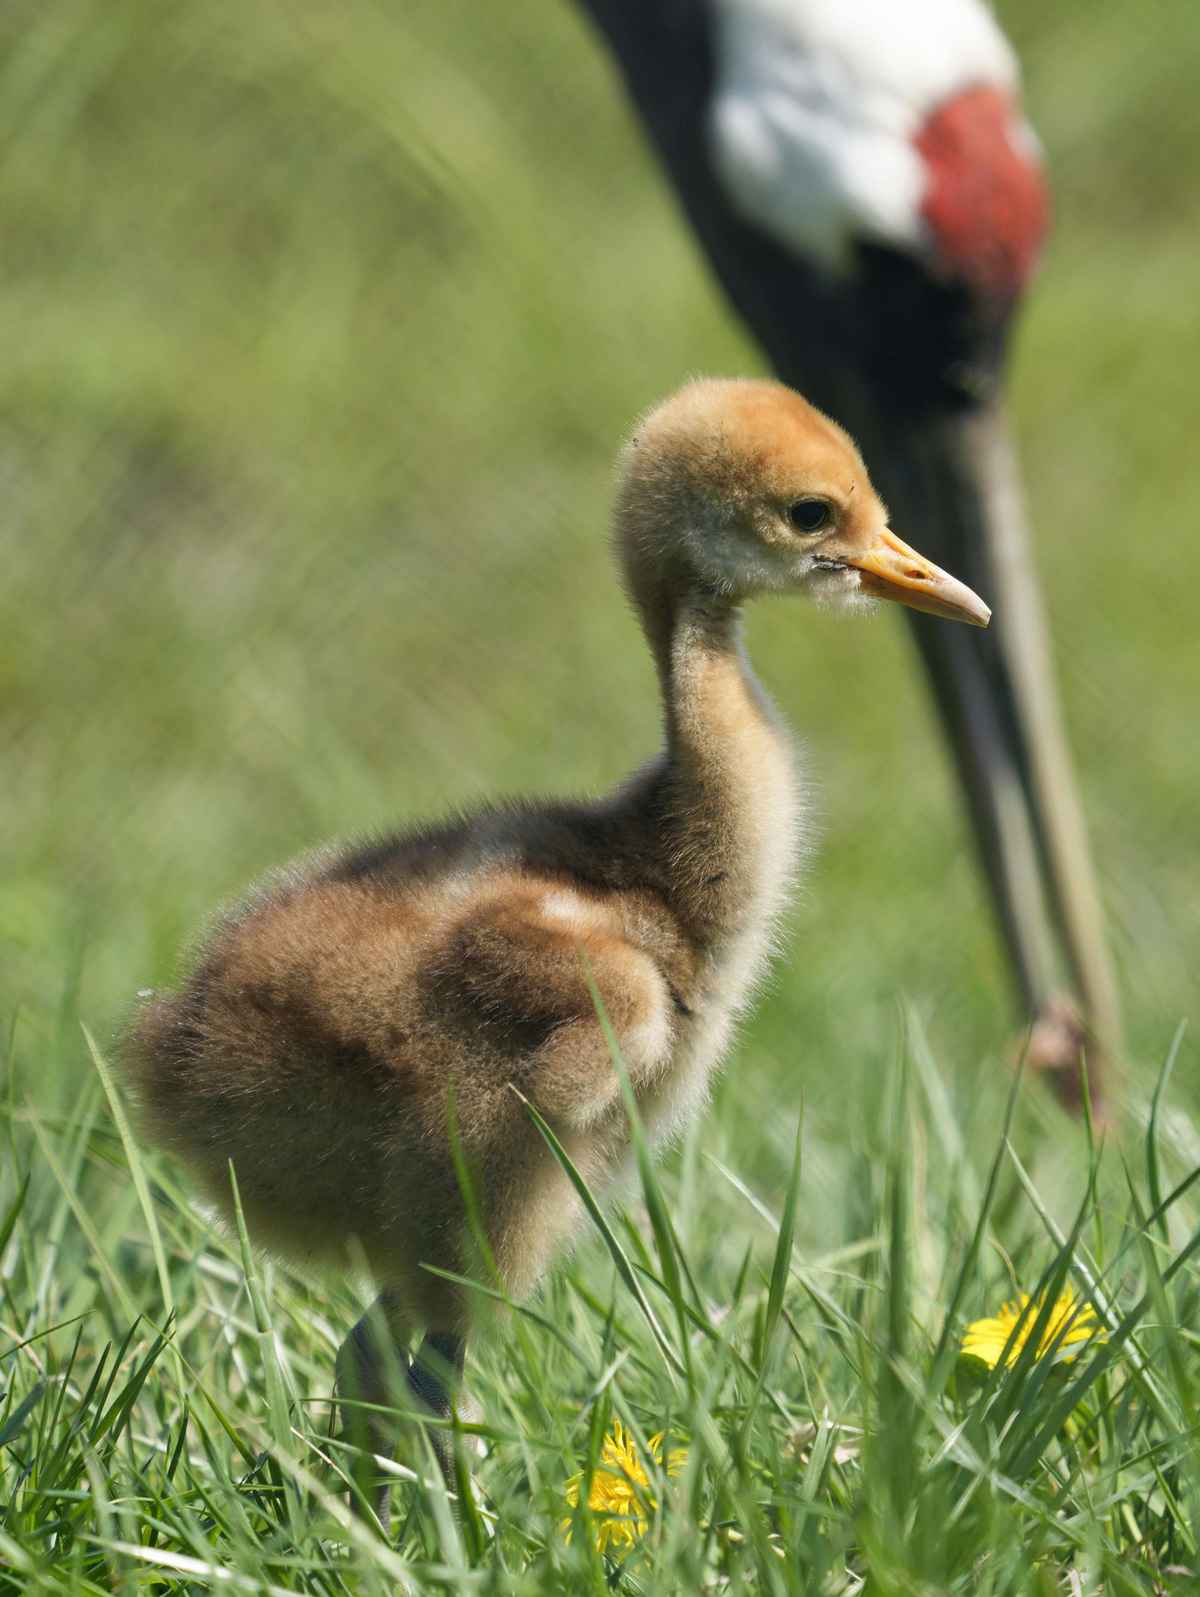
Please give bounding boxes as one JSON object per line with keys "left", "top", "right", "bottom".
{"left": 337, "top": 1291, "right": 471, "bottom": 1528}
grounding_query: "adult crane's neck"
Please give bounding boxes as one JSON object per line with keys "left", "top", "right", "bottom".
{"left": 630, "top": 567, "right": 803, "bottom": 948}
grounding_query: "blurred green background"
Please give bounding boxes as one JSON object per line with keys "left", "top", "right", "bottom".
{"left": 3, "top": 0, "right": 1198, "bottom": 1216}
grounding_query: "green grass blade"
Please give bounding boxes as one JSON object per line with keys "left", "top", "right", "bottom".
{"left": 84, "top": 1023, "right": 175, "bottom": 1323}
{"left": 511, "top": 1085, "right": 684, "bottom": 1378}
{"left": 581, "top": 959, "right": 696, "bottom": 1389}
{"left": 1147, "top": 1019, "right": 1187, "bottom": 1243}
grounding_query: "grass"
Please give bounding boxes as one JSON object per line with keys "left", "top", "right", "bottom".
{"left": 4, "top": 1028, "right": 1200, "bottom": 1592}
{"left": 2, "top": 0, "right": 1199, "bottom": 1589}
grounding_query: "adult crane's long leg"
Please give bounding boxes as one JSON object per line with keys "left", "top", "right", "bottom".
{"left": 962, "top": 404, "right": 1121, "bottom": 1080}
{"left": 866, "top": 402, "right": 1120, "bottom": 1103}
{"left": 911, "top": 592, "right": 1059, "bottom": 1016}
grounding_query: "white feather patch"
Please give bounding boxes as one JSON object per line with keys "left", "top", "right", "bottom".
{"left": 708, "top": 0, "right": 1020, "bottom": 267}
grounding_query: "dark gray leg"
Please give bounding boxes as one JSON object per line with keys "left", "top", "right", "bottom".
{"left": 409, "top": 1331, "right": 468, "bottom": 1490}
{"left": 335, "top": 1294, "right": 468, "bottom": 1528}
{"left": 335, "top": 1291, "right": 408, "bottom": 1527}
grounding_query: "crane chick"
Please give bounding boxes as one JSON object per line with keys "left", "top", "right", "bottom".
{"left": 123, "top": 378, "right": 988, "bottom": 1519}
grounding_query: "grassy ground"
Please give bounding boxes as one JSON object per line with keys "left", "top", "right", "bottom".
{"left": 3, "top": 0, "right": 1199, "bottom": 1589}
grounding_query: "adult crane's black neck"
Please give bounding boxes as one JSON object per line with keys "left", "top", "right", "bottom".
{"left": 576, "top": 0, "right": 1012, "bottom": 418}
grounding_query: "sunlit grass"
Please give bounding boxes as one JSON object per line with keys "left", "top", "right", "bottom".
{"left": 3, "top": 1029, "right": 1199, "bottom": 1592}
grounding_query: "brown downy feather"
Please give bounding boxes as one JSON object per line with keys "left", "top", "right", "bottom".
{"left": 124, "top": 378, "right": 985, "bottom": 1351}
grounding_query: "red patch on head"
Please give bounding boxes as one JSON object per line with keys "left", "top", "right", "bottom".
{"left": 914, "top": 85, "right": 1049, "bottom": 309}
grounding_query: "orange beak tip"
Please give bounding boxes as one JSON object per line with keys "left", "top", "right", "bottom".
{"left": 845, "top": 530, "right": 991, "bottom": 629}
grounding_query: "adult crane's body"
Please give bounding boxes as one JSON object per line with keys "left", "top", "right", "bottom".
{"left": 125, "top": 378, "right": 988, "bottom": 1518}
{"left": 577, "top": 0, "right": 1118, "bottom": 1099}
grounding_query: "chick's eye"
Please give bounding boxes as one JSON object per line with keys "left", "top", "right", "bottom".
{"left": 787, "top": 498, "right": 832, "bottom": 534}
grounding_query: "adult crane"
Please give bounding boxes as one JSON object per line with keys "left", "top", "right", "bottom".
{"left": 576, "top": 0, "right": 1119, "bottom": 1108}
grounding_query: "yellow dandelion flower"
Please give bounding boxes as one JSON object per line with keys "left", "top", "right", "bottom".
{"left": 561, "top": 1419, "right": 687, "bottom": 1555}
{"left": 961, "top": 1285, "right": 1105, "bottom": 1371}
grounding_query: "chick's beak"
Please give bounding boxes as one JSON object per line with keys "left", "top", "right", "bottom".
{"left": 839, "top": 529, "right": 991, "bottom": 627}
